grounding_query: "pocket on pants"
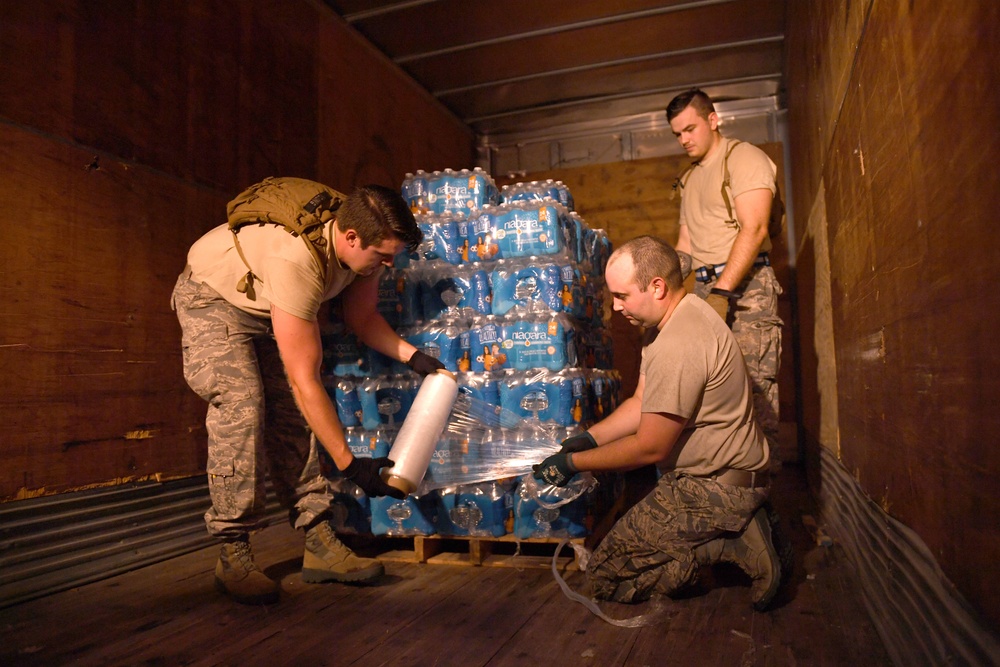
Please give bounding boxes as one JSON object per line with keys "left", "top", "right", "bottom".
{"left": 206, "top": 458, "right": 237, "bottom": 515}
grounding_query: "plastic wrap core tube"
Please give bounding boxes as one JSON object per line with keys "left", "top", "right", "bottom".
{"left": 381, "top": 369, "right": 459, "bottom": 495}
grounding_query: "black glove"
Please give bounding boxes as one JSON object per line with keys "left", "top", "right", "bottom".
{"left": 559, "top": 431, "right": 598, "bottom": 454}
{"left": 532, "top": 452, "right": 577, "bottom": 487}
{"left": 406, "top": 350, "right": 446, "bottom": 376}
{"left": 343, "top": 456, "right": 405, "bottom": 499}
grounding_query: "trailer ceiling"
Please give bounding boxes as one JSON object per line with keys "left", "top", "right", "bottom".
{"left": 322, "top": 0, "right": 786, "bottom": 142}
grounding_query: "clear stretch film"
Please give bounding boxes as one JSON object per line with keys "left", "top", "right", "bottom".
{"left": 382, "top": 370, "right": 458, "bottom": 494}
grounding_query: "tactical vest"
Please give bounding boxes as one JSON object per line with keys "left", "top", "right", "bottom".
{"left": 226, "top": 177, "right": 345, "bottom": 301}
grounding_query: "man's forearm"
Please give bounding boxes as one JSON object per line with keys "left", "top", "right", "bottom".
{"left": 588, "top": 395, "right": 642, "bottom": 444}
{"left": 288, "top": 375, "right": 352, "bottom": 470}
{"left": 715, "top": 221, "right": 769, "bottom": 292}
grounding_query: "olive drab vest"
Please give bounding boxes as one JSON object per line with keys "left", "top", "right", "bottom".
{"left": 226, "top": 177, "right": 345, "bottom": 300}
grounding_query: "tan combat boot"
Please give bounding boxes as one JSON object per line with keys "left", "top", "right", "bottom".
{"left": 302, "top": 521, "right": 384, "bottom": 583}
{"left": 692, "top": 506, "right": 782, "bottom": 610}
{"left": 721, "top": 506, "right": 782, "bottom": 610}
{"left": 215, "top": 539, "right": 280, "bottom": 605}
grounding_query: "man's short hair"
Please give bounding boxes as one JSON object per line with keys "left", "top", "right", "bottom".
{"left": 338, "top": 184, "right": 422, "bottom": 252}
{"left": 666, "top": 88, "right": 716, "bottom": 123}
{"left": 609, "top": 236, "right": 683, "bottom": 290}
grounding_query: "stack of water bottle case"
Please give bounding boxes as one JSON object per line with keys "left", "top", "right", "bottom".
{"left": 319, "top": 167, "right": 621, "bottom": 543}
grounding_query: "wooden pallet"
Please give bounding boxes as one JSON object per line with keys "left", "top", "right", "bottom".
{"left": 342, "top": 533, "right": 586, "bottom": 570}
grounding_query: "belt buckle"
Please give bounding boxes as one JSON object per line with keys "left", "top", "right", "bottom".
{"left": 697, "top": 264, "right": 717, "bottom": 282}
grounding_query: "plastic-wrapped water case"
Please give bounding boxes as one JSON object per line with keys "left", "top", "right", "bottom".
{"left": 466, "top": 206, "right": 502, "bottom": 262}
{"left": 330, "top": 378, "right": 364, "bottom": 427}
{"left": 500, "top": 179, "right": 574, "bottom": 211}
{"left": 417, "top": 264, "right": 491, "bottom": 321}
{"left": 499, "top": 312, "right": 576, "bottom": 371}
{"left": 493, "top": 201, "right": 564, "bottom": 258}
{"left": 500, "top": 179, "right": 561, "bottom": 205}
{"left": 426, "top": 167, "right": 499, "bottom": 217}
{"left": 587, "top": 369, "right": 620, "bottom": 422}
{"left": 568, "top": 212, "right": 586, "bottom": 263}
{"left": 377, "top": 268, "right": 420, "bottom": 329}
{"left": 402, "top": 170, "right": 431, "bottom": 215}
{"left": 406, "top": 321, "right": 465, "bottom": 373}
{"left": 468, "top": 316, "right": 510, "bottom": 372}
{"left": 498, "top": 369, "right": 585, "bottom": 427}
{"left": 424, "top": 431, "right": 477, "bottom": 488}
{"left": 584, "top": 228, "right": 613, "bottom": 277}
{"left": 456, "top": 372, "right": 501, "bottom": 411}
{"left": 512, "top": 473, "right": 593, "bottom": 539}
{"left": 330, "top": 482, "right": 372, "bottom": 535}
{"left": 320, "top": 325, "right": 365, "bottom": 377}
{"left": 363, "top": 346, "right": 397, "bottom": 379}
{"left": 433, "top": 482, "right": 510, "bottom": 537}
{"left": 554, "top": 180, "right": 574, "bottom": 211}
{"left": 359, "top": 375, "right": 420, "bottom": 429}
{"left": 370, "top": 493, "right": 437, "bottom": 536}
{"left": 410, "top": 395, "right": 564, "bottom": 491}
{"left": 490, "top": 259, "right": 563, "bottom": 316}
{"left": 411, "top": 212, "right": 465, "bottom": 265}
{"left": 558, "top": 262, "right": 586, "bottom": 319}
{"left": 579, "top": 328, "right": 615, "bottom": 370}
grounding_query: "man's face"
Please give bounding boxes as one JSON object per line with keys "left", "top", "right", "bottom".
{"left": 344, "top": 233, "right": 405, "bottom": 277}
{"left": 669, "top": 105, "right": 718, "bottom": 161}
{"left": 606, "top": 257, "right": 656, "bottom": 328}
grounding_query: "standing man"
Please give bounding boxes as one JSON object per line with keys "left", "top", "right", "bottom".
{"left": 171, "top": 177, "right": 445, "bottom": 605}
{"left": 667, "top": 89, "right": 784, "bottom": 460}
{"left": 533, "top": 236, "right": 781, "bottom": 610}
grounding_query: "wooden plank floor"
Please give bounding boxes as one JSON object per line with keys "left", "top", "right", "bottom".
{"left": 0, "top": 466, "right": 892, "bottom": 666}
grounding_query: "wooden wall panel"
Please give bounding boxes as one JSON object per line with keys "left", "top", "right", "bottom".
{"left": 784, "top": 0, "right": 870, "bottom": 253}
{"left": 0, "top": 1, "right": 473, "bottom": 195}
{"left": 788, "top": 0, "right": 1000, "bottom": 630}
{"left": 0, "top": 0, "right": 474, "bottom": 501}
{"left": 316, "top": 12, "right": 475, "bottom": 188}
{"left": 0, "top": 125, "right": 219, "bottom": 497}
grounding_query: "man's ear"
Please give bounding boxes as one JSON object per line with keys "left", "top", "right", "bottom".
{"left": 650, "top": 277, "right": 663, "bottom": 298}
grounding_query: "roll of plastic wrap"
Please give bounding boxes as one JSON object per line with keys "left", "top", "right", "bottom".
{"left": 381, "top": 370, "right": 459, "bottom": 495}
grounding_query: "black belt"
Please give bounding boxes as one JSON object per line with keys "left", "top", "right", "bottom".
{"left": 704, "top": 467, "right": 769, "bottom": 488}
{"left": 695, "top": 252, "right": 770, "bottom": 283}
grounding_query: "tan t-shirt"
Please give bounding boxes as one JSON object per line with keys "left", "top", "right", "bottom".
{"left": 678, "top": 137, "right": 776, "bottom": 267}
{"left": 186, "top": 220, "right": 357, "bottom": 321}
{"left": 640, "top": 294, "right": 768, "bottom": 475}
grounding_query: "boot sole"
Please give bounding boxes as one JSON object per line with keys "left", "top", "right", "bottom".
{"left": 301, "top": 561, "right": 385, "bottom": 584}
{"left": 750, "top": 507, "right": 782, "bottom": 611}
{"left": 214, "top": 577, "right": 280, "bottom": 605}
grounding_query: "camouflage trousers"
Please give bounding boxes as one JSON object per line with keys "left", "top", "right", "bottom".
{"left": 694, "top": 265, "right": 783, "bottom": 457}
{"left": 171, "top": 273, "right": 337, "bottom": 540}
{"left": 587, "top": 472, "right": 767, "bottom": 603}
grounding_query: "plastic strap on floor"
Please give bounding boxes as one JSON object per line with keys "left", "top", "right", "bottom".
{"left": 550, "top": 539, "right": 660, "bottom": 628}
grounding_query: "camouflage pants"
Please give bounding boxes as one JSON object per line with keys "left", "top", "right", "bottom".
{"left": 694, "top": 265, "right": 783, "bottom": 456}
{"left": 587, "top": 473, "right": 767, "bottom": 603}
{"left": 171, "top": 274, "right": 336, "bottom": 540}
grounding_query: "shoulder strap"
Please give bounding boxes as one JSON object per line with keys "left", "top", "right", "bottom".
{"left": 669, "top": 163, "right": 698, "bottom": 201}
{"left": 720, "top": 139, "right": 743, "bottom": 227}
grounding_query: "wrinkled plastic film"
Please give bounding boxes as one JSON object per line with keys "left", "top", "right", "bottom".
{"left": 550, "top": 540, "right": 662, "bottom": 628}
{"left": 415, "top": 392, "right": 565, "bottom": 492}
{"left": 521, "top": 473, "right": 598, "bottom": 510}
